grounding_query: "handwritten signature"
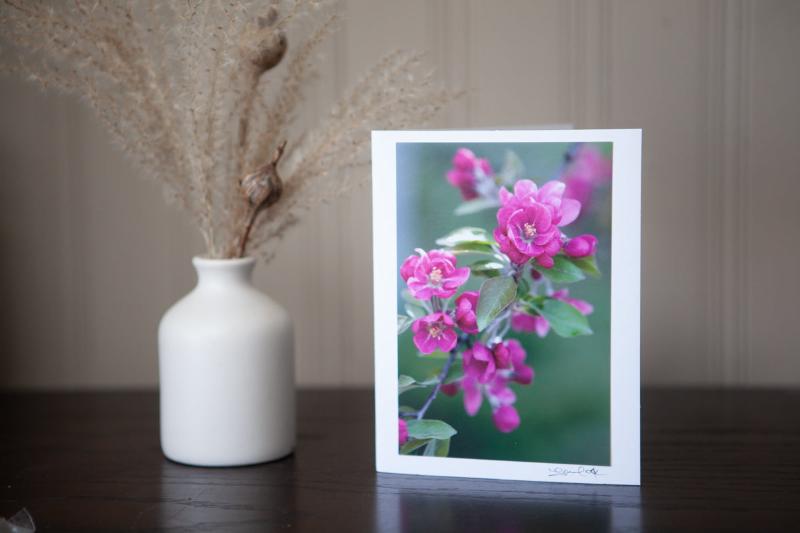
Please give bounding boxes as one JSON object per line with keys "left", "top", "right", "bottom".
{"left": 548, "top": 466, "right": 603, "bottom": 477}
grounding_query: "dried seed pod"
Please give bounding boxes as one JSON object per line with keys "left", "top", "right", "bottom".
{"left": 257, "top": 5, "right": 279, "bottom": 29}
{"left": 240, "top": 141, "right": 286, "bottom": 209}
{"left": 240, "top": 169, "right": 273, "bottom": 207}
{"left": 252, "top": 30, "right": 287, "bottom": 73}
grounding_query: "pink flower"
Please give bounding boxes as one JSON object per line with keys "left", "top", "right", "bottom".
{"left": 400, "top": 254, "right": 418, "bottom": 282}
{"left": 534, "top": 181, "right": 582, "bottom": 227}
{"left": 505, "top": 205, "right": 562, "bottom": 268}
{"left": 446, "top": 148, "right": 493, "bottom": 200}
{"left": 564, "top": 234, "right": 598, "bottom": 258}
{"left": 490, "top": 339, "right": 518, "bottom": 369}
{"left": 552, "top": 289, "right": 594, "bottom": 315}
{"left": 492, "top": 405, "right": 520, "bottom": 433}
{"left": 506, "top": 339, "right": 534, "bottom": 385}
{"left": 463, "top": 343, "right": 497, "bottom": 383}
{"left": 411, "top": 312, "right": 457, "bottom": 354}
{"left": 458, "top": 373, "right": 524, "bottom": 433}
{"left": 511, "top": 312, "right": 550, "bottom": 338}
{"left": 461, "top": 375, "right": 483, "bottom": 416}
{"left": 563, "top": 144, "right": 612, "bottom": 210}
{"left": 487, "top": 376, "right": 520, "bottom": 432}
{"left": 398, "top": 418, "right": 409, "bottom": 445}
{"left": 494, "top": 206, "right": 561, "bottom": 268}
{"left": 404, "top": 249, "right": 470, "bottom": 300}
{"left": 511, "top": 289, "right": 593, "bottom": 338}
{"left": 498, "top": 179, "right": 581, "bottom": 227}
{"left": 563, "top": 178, "right": 593, "bottom": 213}
{"left": 494, "top": 179, "right": 580, "bottom": 268}
{"left": 454, "top": 291, "right": 479, "bottom": 334}
{"left": 487, "top": 375, "right": 517, "bottom": 405}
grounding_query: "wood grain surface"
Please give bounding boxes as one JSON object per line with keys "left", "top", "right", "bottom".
{"left": 1, "top": 388, "right": 798, "bottom": 531}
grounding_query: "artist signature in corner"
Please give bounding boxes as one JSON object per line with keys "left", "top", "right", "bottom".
{"left": 548, "top": 466, "right": 603, "bottom": 477}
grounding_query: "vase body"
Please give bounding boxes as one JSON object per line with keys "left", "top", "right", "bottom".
{"left": 158, "top": 257, "right": 295, "bottom": 466}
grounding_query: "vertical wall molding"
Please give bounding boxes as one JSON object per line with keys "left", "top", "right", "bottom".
{"left": 737, "top": 0, "right": 753, "bottom": 383}
{"left": 704, "top": 0, "right": 753, "bottom": 385}
{"left": 561, "top": 0, "right": 612, "bottom": 129}
{"left": 557, "top": 0, "right": 576, "bottom": 123}
{"left": 703, "top": 0, "right": 724, "bottom": 383}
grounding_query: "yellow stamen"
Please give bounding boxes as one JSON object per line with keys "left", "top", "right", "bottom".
{"left": 523, "top": 222, "right": 537, "bottom": 239}
{"left": 429, "top": 267, "right": 443, "bottom": 285}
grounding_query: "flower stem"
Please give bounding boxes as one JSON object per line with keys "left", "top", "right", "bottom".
{"left": 415, "top": 349, "right": 456, "bottom": 420}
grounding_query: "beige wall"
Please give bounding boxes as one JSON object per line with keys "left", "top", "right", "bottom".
{"left": 1, "top": 0, "right": 799, "bottom": 389}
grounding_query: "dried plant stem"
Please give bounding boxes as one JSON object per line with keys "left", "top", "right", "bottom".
{"left": 238, "top": 207, "right": 261, "bottom": 259}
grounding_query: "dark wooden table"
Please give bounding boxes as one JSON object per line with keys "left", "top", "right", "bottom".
{"left": 1, "top": 389, "right": 799, "bottom": 532}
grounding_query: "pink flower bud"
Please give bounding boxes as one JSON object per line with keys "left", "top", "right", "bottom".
{"left": 454, "top": 291, "right": 479, "bottom": 334}
{"left": 440, "top": 381, "right": 460, "bottom": 397}
{"left": 492, "top": 405, "right": 520, "bottom": 433}
{"left": 564, "top": 234, "right": 598, "bottom": 258}
{"left": 513, "top": 365, "right": 534, "bottom": 385}
{"left": 398, "top": 418, "right": 409, "bottom": 445}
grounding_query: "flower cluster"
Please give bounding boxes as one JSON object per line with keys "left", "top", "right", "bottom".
{"left": 442, "top": 339, "right": 534, "bottom": 432}
{"left": 397, "top": 145, "right": 607, "bottom": 457}
{"left": 401, "top": 249, "right": 471, "bottom": 354}
{"left": 446, "top": 148, "right": 493, "bottom": 200}
{"left": 399, "top": 249, "right": 536, "bottom": 433}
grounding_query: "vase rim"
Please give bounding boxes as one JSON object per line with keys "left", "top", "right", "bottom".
{"left": 192, "top": 256, "right": 256, "bottom": 267}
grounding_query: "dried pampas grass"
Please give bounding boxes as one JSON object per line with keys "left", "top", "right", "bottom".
{"left": 0, "top": 0, "right": 455, "bottom": 259}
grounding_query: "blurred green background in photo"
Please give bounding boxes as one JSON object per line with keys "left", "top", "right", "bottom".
{"left": 396, "top": 142, "right": 612, "bottom": 466}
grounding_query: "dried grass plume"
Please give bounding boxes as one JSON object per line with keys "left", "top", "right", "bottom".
{"left": 0, "top": 0, "right": 455, "bottom": 259}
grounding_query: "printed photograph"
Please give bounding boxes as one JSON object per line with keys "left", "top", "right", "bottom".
{"left": 396, "top": 141, "right": 613, "bottom": 465}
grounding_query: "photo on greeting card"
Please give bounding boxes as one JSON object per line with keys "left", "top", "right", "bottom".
{"left": 372, "top": 129, "right": 641, "bottom": 485}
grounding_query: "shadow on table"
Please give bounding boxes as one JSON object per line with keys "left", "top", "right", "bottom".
{"left": 374, "top": 473, "right": 641, "bottom": 533}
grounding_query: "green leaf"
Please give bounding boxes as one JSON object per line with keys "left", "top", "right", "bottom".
{"left": 398, "top": 375, "right": 416, "bottom": 394}
{"left": 400, "top": 438, "right": 431, "bottom": 455}
{"left": 539, "top": 299, "right": 592, "bottom": 337}
{"left": 405, "top": 303, "right": 426, "bottom": 319}
{"left": 435, "top": 227, "right": 492, "bottom": 247}
{"left": 536, "top": 256, "right": 585, "bottom": 284}
{"left": 406, "top": 419, "right": 457, "bottom": 440}
{"left": 454, "top": 198, "right": 500, "bottom": 215}
{"left": 397, "top": 315, "right": 413, "bottom": 334}
{"left": 497, "top": 150, "right": 525, "bottom": 185}
{"left": 398, "top": 405, "right": 416, "bottom": 415}
{"left": 401, "top": 289, "right": 418, "bottom": 305}
{"left": 517, "top": 276, "right": 531, "bottom": 297}
{"left": 448, "top": 242, "right": 495, "bottom": 255}
{"left": 398, "top": 375, "right": 437, "bottom": 394}
{"left": 469, "top": 260, "right": 505, "bottom": 278}
{"left": 569, "top": 255, "right": 601, "bottom": 278}
{"left": 475, "top": 276, "right": 517, "bottom": 331}
{"left": 423, "top": 437, "right": 451, "bottom": 457}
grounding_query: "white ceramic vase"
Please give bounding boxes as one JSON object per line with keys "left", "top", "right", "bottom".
{"left": 158, "top": 256, "right": 295, "bottom": 466}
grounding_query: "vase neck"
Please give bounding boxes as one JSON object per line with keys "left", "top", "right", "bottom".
{"left": 192, "top": 257, "right": 256, "bottom": 288}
